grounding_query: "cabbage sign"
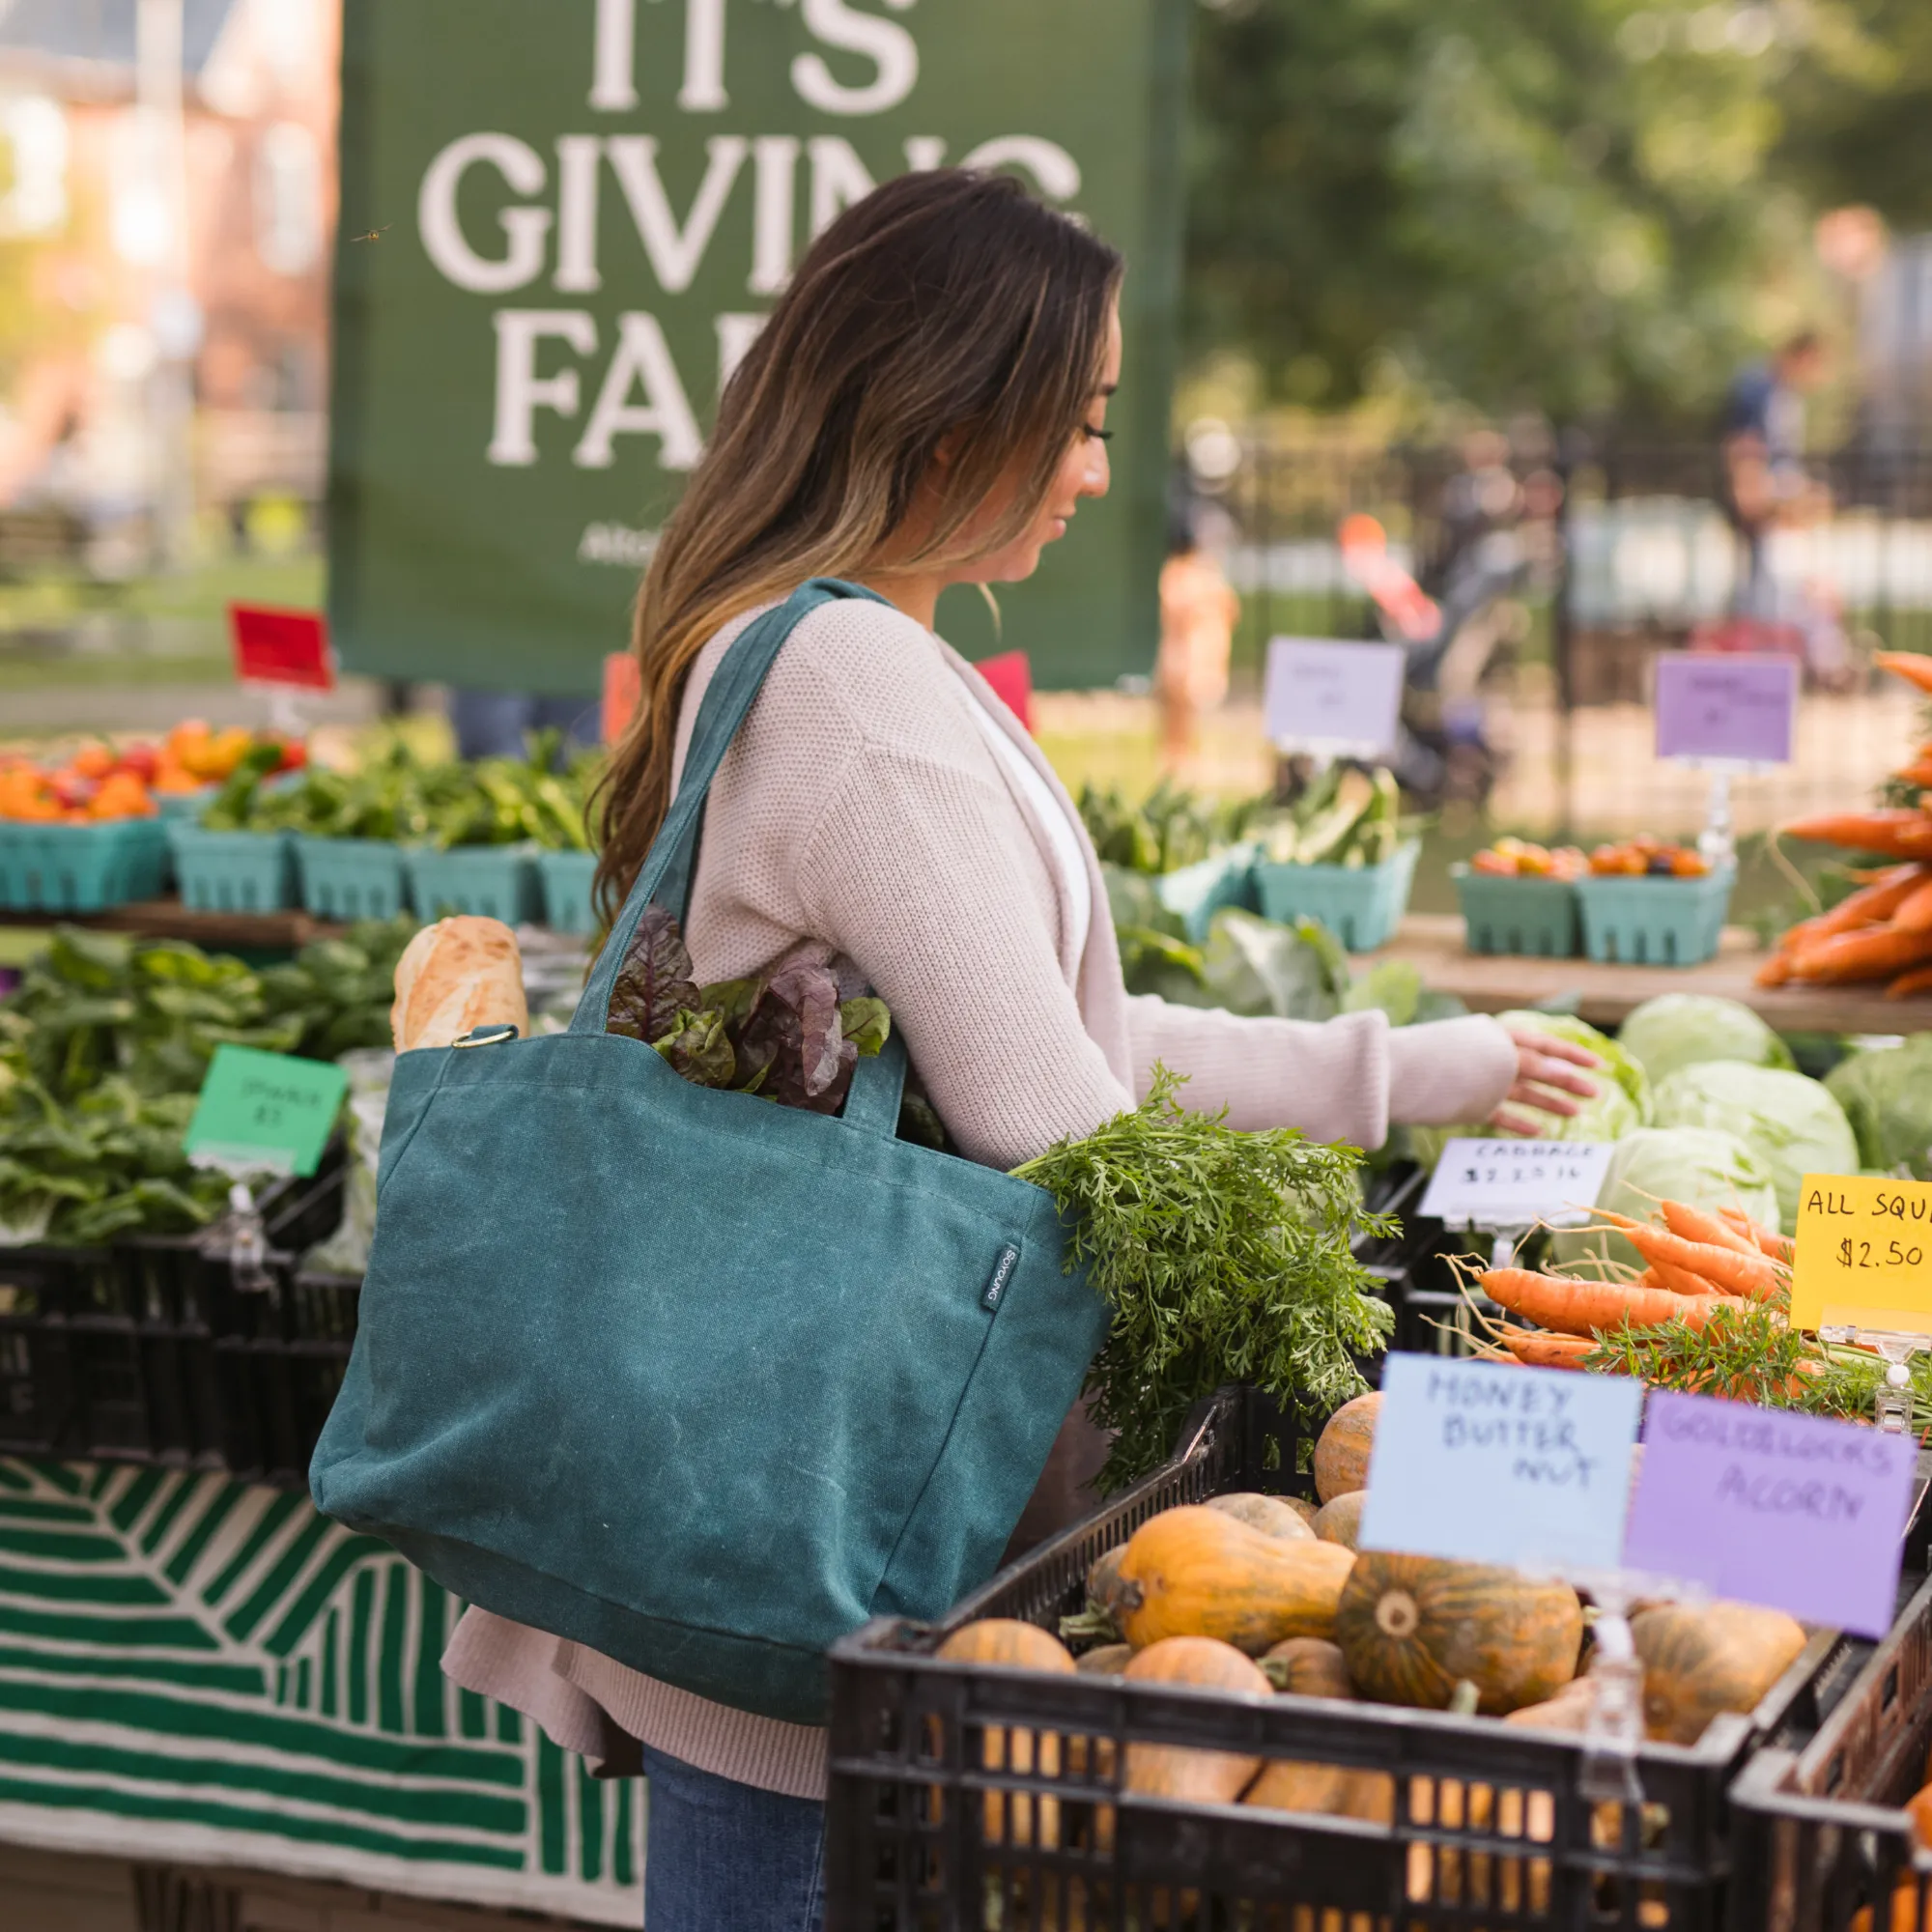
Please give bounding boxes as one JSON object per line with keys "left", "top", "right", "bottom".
{"left": 329, "top": 0, "right": 1187, "bottom": 695}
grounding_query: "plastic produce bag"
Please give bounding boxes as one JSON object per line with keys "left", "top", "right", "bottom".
{"left": 302, "top": 1048, "right": 393, "bottom": 1278}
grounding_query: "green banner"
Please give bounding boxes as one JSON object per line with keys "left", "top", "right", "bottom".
{"left": 329, "top": 0, "right": 1187, "bottom": 696}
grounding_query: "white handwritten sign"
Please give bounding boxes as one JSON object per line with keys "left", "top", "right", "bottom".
{"left": 1263, "top": 638, "right": 1406, "bottom": 758}
{"left": 1357, "top": 1354, "right": 1643, "bottom": 1571}
{"left": 1419, "top": 1138, "right": 1616, "bottom": 1231}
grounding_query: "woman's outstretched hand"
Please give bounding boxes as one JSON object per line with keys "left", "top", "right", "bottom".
{"left": 1488, "top": 1026, "right": 1603, "bottom": 1137}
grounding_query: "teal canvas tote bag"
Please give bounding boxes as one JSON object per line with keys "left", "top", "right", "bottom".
{"left": 311, "top": 579, "right": 1110, "bottom": 1725}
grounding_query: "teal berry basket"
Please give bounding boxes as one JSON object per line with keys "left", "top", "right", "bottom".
{"left": 1155, "top": 843, "right": 1259, "bottom": 943}
{"left": 155, "top": 785, "right": 219, "bottom": 823}
{"left": 405, "top": 845, "right": 542, "bottom": 924}
{"left": 1252, "top": 840, "right": 1420, "bottom": 952}
{"left": 1575, "top": 864, "right": 1736, "bottom": 966}
{"left": 0, "top": 817, "right": 171, "bottom": 912}
{"left": 1453, "top": 866, "right": 1581, "bottom": 958}
{"left": 167, "top": 824, "right": 298, "bottom": 913}
{"left": 536, "top": 849, "right": 600, "bottom": 934}
{"left": 294, "top": 837, "right": 412, "bottom": 922}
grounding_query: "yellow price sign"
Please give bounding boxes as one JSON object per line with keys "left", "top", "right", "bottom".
{"left": 1791, "top": 1173, "right": 1932, "bottom": 1335}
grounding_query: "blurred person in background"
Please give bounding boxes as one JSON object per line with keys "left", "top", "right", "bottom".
{"left": 1719, "top": 329, "right": 1852, "bottom": 685}
{"left": 1155, "top": 502, "right": 1238, "bottom": 773}
{"left": 449, "top": 689, "right": 600, "bottom": 760}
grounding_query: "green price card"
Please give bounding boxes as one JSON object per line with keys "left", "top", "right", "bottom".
{"left": 185, "top": 1045, "right": 348, "bottom": 1179}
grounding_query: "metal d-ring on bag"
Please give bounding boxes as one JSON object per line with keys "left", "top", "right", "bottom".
{"left": 310, "top": 579, "right": 1109, "bottom": 1725}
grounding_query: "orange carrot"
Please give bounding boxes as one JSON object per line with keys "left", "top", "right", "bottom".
{"left": 1498, "top": 1326, "right": 1597, "bottom": 1370}
{"left": 1661, "top": 1200, "right": 1763, "bottom": 1260}
{"left": 1830, "top": 866, "right": 1932, "bottom": 930}
{"left": 1877, "top": 651, "right": 1932, "bottom": 696}
{"left": 1778, "top": 811, "right": 1932, "bottom": 859}
{"left": 1889, "top": 963, "right": 1932, "bottom": 1001}
{"left": 1592, "top": 1210, "right": 1785, "bottom": 1301}
{"left": 1642, "top": 1252, "right": 1726, "bottom": 1297}
{"left": 1719, "top": 1208, "right": 1794, "bottom": 1264}
{"left": 1480, "top": 1268, "right": 1743, "bottom": 1337}
{"left": 1894, "top": 875, "right": 1932, "bottom": 935}
{"left": 1789, "top": 923, "right": 1932, "bottom": 983}
{"left": 1895, "top": 762, "right": 1932, "bottom": 792}
{"left": 1754, "top": 952, "right": 1795, "bottom": 987}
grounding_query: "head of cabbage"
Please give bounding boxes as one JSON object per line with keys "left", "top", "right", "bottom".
{"left": 1617, "top": 994, "right": 1794, "bottom": 1088}
{"left": 1825, "top": 1036, "right": 1932, "bottom": 1180}
{"left": 1648, "top": 1060, "right": 1858, "bottom": 1231}
{"left": 1549, "top": 1125, "right": 1781, "bottom": 1272}
{"left": 1408, "top": 1010, "right": 1648, "bottom": 1171}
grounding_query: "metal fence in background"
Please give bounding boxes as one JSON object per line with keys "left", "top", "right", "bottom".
{"left": 1192, "top": 429, "right": 1932, "bottom": 833}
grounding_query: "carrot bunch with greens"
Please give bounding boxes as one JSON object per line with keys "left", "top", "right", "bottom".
{"left": 1760, "top": 652, "right": 1932, "bottom": 996}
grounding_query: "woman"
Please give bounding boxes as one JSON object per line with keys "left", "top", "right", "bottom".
{"left": 442, "top": 169, "right": 1595, "bottom": 1931}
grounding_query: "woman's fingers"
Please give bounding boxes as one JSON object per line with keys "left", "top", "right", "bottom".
{"left": 1489, "top": 1105, "right": 1546, "bottom": 1136}
{"left": 1517, "top": 1051, "right": 1600, "bottom": 1100}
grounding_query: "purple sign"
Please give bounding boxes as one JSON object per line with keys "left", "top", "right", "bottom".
{"left": 1654, "top": 655, "right": 1797, "bottom": 765}
{"left": 1623, "top": 1391, "right": 1915, "bottom": 1637}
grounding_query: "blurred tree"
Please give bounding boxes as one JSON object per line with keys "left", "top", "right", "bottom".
{"left": 1772, "top": 0, "right": 1932, "bottom": 228}
{"left": 1184, "top": 0, "right": 1905, "bottom": 426}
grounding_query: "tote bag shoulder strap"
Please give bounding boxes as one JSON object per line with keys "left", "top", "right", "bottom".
{"left": 568, "top": 581, "right": 905, "bottom": 1120}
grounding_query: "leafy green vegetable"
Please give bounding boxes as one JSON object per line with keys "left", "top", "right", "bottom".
{"left": 605, "top": 911, "right": 886, "bottom": 1117}
{"left": 1012, "top": 1068, "right": 1395, "bottom": 1492}
{"left": 1549, "top": 1125, "right": 1782, "bottom": 1271}
{"left": 0, "top": 920, "right": 413, "bottom": 1243}
{"left": 205, "top": 735, "right": 600, "bottom": 852}
{"left": 1584, "top": 1302, "right": 1904, "bottom": 1423}
{"left": 1617, "top": 993, "right": 1795, "bottom": 1086}
{"left": 1254, "top": 766, "right": 1418, "bottom": 870}
{"left": 1649, "top": 1060, "right": 1858, "bottom": 1230}
{"left": 1825, "top": 1036, "right": 1932, "bottom": 1179}
{"left": 1410, "top": 1010, "right": 1645, "bottom": 1170}
{"left": 1078, "top": 780, "right": 1261, "bottom": 876}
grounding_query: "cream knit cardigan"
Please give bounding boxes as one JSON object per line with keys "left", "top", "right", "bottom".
{"left": 442, "top": 594, "right": 1519, "bottom": 1799}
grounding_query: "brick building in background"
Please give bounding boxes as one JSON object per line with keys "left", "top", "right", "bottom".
{"left": 0, "top": 0, "right": 335, "bottom": 569}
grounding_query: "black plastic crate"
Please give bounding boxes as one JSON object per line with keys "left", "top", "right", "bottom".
{"left": 827, "top": 1385, "right": 1850, "bottom": 1932}
{"left": 1730, "top": 1567, "right": 1932, "bottom": 1932}
{"left": 0, "top": 1149, "right": 346, "bottom": 1476}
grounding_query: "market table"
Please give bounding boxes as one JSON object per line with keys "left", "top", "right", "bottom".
{"left": 0, "top": 898, "right": 343, "bottom": 952}
{"left": 1360, "top": 913, "right": 1932, "bottom": 1037}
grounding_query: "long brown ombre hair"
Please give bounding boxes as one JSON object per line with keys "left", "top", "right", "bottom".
{"left": 592, "top": 168, "right": 1124, "bottom": 922}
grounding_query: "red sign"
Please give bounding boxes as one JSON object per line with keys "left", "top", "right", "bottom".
{"left": 975, "top": 651, "right": 1035, "bottom": 734}
{"left": 230, "top": 605, "right": 333, "bottom": 690}
{"left": 603, "top": 653, "right": 642, "bottom": 745}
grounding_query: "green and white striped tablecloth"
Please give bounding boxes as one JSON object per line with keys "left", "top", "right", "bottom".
{"left": 0, "top": 1458, "right": 642, "bottom": 1924}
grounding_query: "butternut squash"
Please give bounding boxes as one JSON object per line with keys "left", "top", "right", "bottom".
{"left": 1315, "top": 1392, "right": 1380, "bottom": 1502}
{"left": 1313, "top": 1490, "right": 1366, "bottom": 1550}
{"left": 1631, "top": 1601, "right": 1806, "bottom": 1745}
{"left": 1074, "top": 1643, "right": 1133, "bottom": 1678}
{"left": 1245, "top": 1758, "right": 1395, "bottom": 1823}
{"left": 936, "top": 1620, "right": 1075, "bottom": 1848}
{"left": 1111, "top": 1504, "right": 1356, "bottom": 1654}
{"left": 1207, "top": 1492, "right": 1317, "bottom": 1541}
{"left": 1122, "top": 1637, "right": 1270, "bottom": 1805}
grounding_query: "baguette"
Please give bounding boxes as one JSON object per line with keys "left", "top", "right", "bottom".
{"left": 391, "top": 917, "right": 528, "bottom": 1052}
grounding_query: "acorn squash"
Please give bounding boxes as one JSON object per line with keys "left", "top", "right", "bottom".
{"left": 1630, "top": 1600, "right": 1805, "bottom": 1745}
{"left": 1111, "top": 1505, "right": 1356, "bottom": 1654}
{"left": 1333, "top": 1551, "right": 1583, "bottom": 1715}
{"left": 1315, "top": 1392, "right": 1380, "bottom": 1502}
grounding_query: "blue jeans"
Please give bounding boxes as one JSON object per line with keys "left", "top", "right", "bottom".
{"left": 640, "top": 1746, "right": 825, "bottom": 1932}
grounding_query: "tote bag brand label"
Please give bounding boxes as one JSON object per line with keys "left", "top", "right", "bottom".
{"left": 331, "top": 0, "right": 1188, "bottom": 695}
{"left": 981, "top": 1245, "right": 1020, "bottom": 1312}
